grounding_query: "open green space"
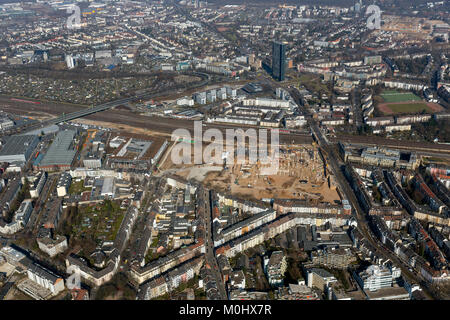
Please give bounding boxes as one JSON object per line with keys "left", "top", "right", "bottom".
{"left": 69, "top": 179, "right": 92, "bottom": 195}
{"left": 380, "top": 90, "right": 421, "bottom": 103}
{"left": 71, "top": 200, "right": 126, "bottom": 243}
{"left": 297, "top": 74, "right": 331, "bottom": 97}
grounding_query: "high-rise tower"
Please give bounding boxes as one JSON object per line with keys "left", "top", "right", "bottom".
{"left": 272, "top": 41, "right": 286, "bottom": 81}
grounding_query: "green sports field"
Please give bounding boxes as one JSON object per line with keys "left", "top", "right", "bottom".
{"left": 380, "top": 90, "right": 421, "bottom": 103}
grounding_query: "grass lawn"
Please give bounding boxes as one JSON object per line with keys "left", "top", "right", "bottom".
{"left": 297, "top": 74, "right": 330, "bottom": 95}
{"left": 386, "top": 102, "right": 431, "bottom": 114}
{"left": 144, "top": 250, "right": 161, "bottom": 264}
{"left": 72, "top": 200, "right": 126, "bottom": 243}
{"left": 69, "top": 179, "right": 92, "bottom": 195}
{"left": 381, "top": 91, "right": 421, "bottom": 103}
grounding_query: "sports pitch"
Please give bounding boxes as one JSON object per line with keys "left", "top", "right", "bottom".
{"left": 380, "top": 91, "right": 421, "bottom": 103}
{"left": 385, "top": 102, "right": 432, "bottom": 114}
{"left": 377, "top": 100, "right": 444, "bottom": 115}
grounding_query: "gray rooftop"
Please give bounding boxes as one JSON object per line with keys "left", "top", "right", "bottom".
{"left": 40, "top": 130, "right": 77, "bottom": 167}
{"left": 0, "top": 135, "right": 37, "bottom": 157}
{"left": 21, "top": 124, "right": 59, "bottom": 136}
{"left": 309, "top": 267, "right": 335, "bottom": 279}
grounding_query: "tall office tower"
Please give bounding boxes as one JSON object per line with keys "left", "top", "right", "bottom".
{"left": 272, "top": 41, "right": 286, "bottom": 81}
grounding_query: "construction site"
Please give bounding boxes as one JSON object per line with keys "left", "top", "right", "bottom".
{"left": 159, "top": 140, "right": 341, "bottom": 204}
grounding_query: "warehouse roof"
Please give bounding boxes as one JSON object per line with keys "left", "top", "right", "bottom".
{"left": 39, "top": 130, "right": 77, "bottom": 167}
{"left": 0, "top": 135, "right": 38, "bottom": 156}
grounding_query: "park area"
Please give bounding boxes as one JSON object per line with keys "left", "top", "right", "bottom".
{"left": 57, "top": 199, "right": 126, "bottom": 267}
{"left": 70, "top": 200, "right": 126, "bottom": 244}
{"left": 377, "top": 90, "right": 444, "bottom": 115}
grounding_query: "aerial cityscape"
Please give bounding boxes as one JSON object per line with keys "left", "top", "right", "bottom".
{"left": 0, "top": 0, "right": 449, "bottom": 303}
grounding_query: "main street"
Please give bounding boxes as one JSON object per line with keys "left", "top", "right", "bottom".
{"left": 289, "top": 86, "right": 441, "bottom": 300}
{"left": 197, "top": 186, "right": 228, "bottom": 299}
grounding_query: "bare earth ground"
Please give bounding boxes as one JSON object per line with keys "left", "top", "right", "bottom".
{"left": 73, "top": 118, "right": 171, "bottom": 138}
{"left": 160, "top": 143, "right": 340, "bottom": 204}
{"left": 377, "top": 100, "right": 444, "bottom": 115}
{"left": 202, "top": 168, "right": 340, "bottom": 202}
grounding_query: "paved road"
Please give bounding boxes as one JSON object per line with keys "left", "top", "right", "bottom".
{"left": 352, "top": 87, "right": 363, "bottom": 128}
{"left": 31, "top": 175, "right": 59, "bottom": 235}
{"left": 322, "top": 142, "right": 439, "bottom": 299}
{"left": 198, "top": 186, "right": 228, "bottom": 299}
{"left": 289, "top": 86, "right": 440, "bottom": 300}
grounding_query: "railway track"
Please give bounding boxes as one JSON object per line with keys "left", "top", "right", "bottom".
{"left": 1, "top": 72, "right": 210, "bottom": 136}
{"left": 334, "top": 134, "right": 450, "bottom": 154}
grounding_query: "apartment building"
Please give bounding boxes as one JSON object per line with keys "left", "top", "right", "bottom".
{"left": 265, "top": 251, "right": 287, "bottom": 287}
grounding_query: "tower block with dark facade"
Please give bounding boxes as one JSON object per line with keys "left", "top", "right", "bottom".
{"left": 272, "top": 41, "right": 286, "bottom": 81}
